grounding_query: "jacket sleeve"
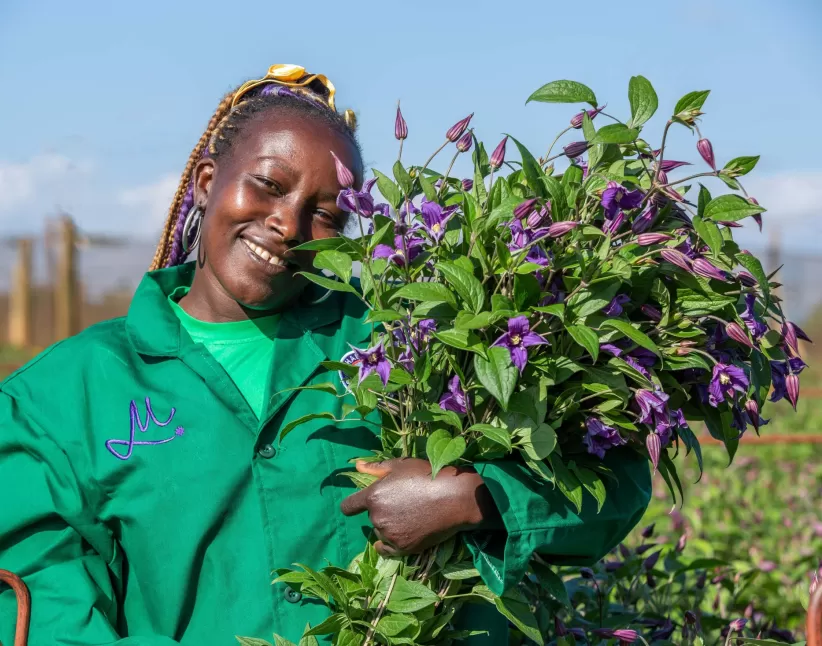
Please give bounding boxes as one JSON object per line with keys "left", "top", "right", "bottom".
{"left": 0, "top": 392, "right": 180, "bottom": 646}
{"left": 465, "top": 447, "right": 652, "bottom": 596}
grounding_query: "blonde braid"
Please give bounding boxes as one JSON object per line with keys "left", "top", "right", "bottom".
{"left": 149, "top": 92, "right": 236, "bottom": 271}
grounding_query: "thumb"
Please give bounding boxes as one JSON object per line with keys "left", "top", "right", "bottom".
{"left": 356, "top": 459, "right": 396, "bottom": 479}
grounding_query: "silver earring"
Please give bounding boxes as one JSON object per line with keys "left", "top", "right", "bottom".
{"left": 182, "top": 205, "right": 204, "bottom": 254}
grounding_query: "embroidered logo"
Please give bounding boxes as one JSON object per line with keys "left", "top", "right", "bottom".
{"left": 338, "top": 349, "right": 362, "bottom": 392}
{"left": 105, "top": 397, "right": 184, "bottom": 461}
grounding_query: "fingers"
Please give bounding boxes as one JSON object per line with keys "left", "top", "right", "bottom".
{"left": 355, "top": 459, "right": 396, "bottom": 479}
{"left": 340, "top": 488, "right": 369, "bottom": 516}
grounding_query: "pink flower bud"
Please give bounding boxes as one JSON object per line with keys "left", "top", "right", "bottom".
{"left": 656, "top": 169, "right": 669, "bottom": 184}
{"left": 563, "top": 141, "right": 589, "bottom": 158}
{"left": 461, "top": 179, "right": 473, "bottom": 192}
{"left": 646, "top": 433, "right": 661, "bottom": 472}
{"left": 637, "top": 232, "right": 673, "bottom": 246}
{"left": 726, "top": 322, "right": 754, "bottom": 349}
{"left": 660, "top": 248, "right": 692, "bottom": 271}
{"left": 659, "top": 160, "right": 691, "bottom": 172}
{"left": 445, "top": 113, "right": 473, "bottom": 142}
{"left": 737, "top": 270, "right": 758, "bottom": 287}
{"left": 513, "top": 198, "right": 538, "bottom": 220}
{"left": 786, "top": 374, "right": 800, "bottom": 410}
{"left": 330, "top": 151, "right": 355, "bottom": 188}
{"left": 489, "top": 136, "right": 508, "bottom": 170}
{"left": 394, "top": 103, "right": 408, "bottom": 140}
{"left": 676, "top": 534, "right": 688, "bottom": 552}
{"left": 745, "top": 399, "right": 763, "bottom": 434}
{"left": 729, "top": 618, "right": 747, "bottom": 633}
{"left": 697, "top": 138, "right": 716, "bottom": 171}
{"left": 547, "top": 221, "right": 579, "bottom": 237}
{"left": 570, "top": 105, "right": 605, "bottom": 129}
{"left": 456, "top": 131, "right": 473, "bottom": 153}
{"left": 527, "top": 206, "right": 551, "bottom": 229}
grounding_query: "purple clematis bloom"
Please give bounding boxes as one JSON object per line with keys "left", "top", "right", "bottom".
{"left": 770, "top": 357, "right": 806, "bottom": 403}
{"left": 603, "top": 210, "right": 626, "bottom": 235}
{"left": 603, "top": 294, "right": 631, "bottom": 317}
{"left": 631, "top": 206, "right": 658, "bottom": 234}
{"left": 584, "top": 417, "right": 627, "bottom": 459}
{"left": 708, "top": 363, "right": 749, "bottom": 406}
{"left": 493, "top": 316, "right": 549, "bottom": 373}
{"left": 352, "top": 343, "right": 391, "bottom": 386}
{"left": 507, "top": 219, "right": 551, "bottom": 266}
{"left": 373, "top": 234, "right": 425, "bottom": 267}
{"left": 601, "top": 181, "right": 643, "bottom": 218}
{"left": 420, "top": 199, "right": 459, "bottom": 242}
{"left": 439, "top": 375, "right": 469, "bottom": 414}
{"left": 337, "top": 177, "right": 391, "bottom": 218}
{"left": 740, "top": 294, "right": 768, "bottom": 340}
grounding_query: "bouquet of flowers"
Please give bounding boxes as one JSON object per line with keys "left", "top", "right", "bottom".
{"left": 248, "top": 76, "right": 809, "bottom": 645}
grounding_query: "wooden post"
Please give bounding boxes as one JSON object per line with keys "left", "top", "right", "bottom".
{"left": 8, "top": 239, "right": 33, "bottom": 348}
{"left": 53, "top": 215, "right": 79, "bottom": 340}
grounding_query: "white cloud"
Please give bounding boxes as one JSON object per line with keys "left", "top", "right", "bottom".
{"left": 744, "top": 170, "right": 822, "bottom": 222}
{"left": 0, "top": 154, "right": 77, "bottom": 214}
{"left": 117, "top": 174, "right": 179, "bottom": 235}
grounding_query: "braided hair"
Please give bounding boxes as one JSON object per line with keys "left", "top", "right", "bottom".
{"left": 150, "top": 81, "right": 360, "bottom": 270}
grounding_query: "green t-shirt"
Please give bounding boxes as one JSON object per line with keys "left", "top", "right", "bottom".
{"left": 169, "top": 287, "right": 279, "bottom": 419}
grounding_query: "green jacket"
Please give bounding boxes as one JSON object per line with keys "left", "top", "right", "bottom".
{"left": 0, "top": 263, "right": 651, "bottom": 645}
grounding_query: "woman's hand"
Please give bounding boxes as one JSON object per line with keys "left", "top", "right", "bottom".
{"left": 339, "top": 458, "right": 502, "bottom": 557}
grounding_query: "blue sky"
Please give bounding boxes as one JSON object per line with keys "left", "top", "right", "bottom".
{"left": 1, "top": 0, "right": 820, "bottom": 253}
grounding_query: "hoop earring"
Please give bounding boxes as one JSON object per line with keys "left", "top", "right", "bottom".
{"left": 182, "top": 205, "right": 204, "bottom": 254}
{"left": 305, "top": 273, "right": 339, "bottom": 305}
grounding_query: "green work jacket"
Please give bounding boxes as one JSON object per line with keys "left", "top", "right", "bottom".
{"left": 0, "top": 263, "right": 651, "bottom": 645}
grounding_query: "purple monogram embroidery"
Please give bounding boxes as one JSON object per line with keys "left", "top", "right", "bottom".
{"left": 105, "top": 397, "right": 184, "bottom": 461}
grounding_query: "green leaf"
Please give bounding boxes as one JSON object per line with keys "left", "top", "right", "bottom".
{"left": 426, "top": 430, "right": 467, "bottom": 478}
{"left": 437, "top": 262, "right": 485, "bottom": 313}
{"left": 569, "top": 464, "right": 606, "bottom": 512}
{"left": 376, "top": 614, "right": 418, "bottom": 637}
{"left": 599, "top": 319, "right": 661, "bottom": 356}
{"left": 549, "top": 455, "right": 583, "bottom": 512}
{"left": 474, "top": 347, "right": 518, "bottom": 411}
{"left": 441, "top": 563, "right": 481, "bottom": 580}
{"left": 278, "top": 382, "right": 338, "bottom": 397}
{"left": 566, "top": 324, "right": 600, "bottom": 361}
{"left": 751, "top": 349, "right": 772, "bottom": 408}
{"left": 392, "top": 160, "right": 413, "bottom": 195}
{"left": 386, "top": 576, "right": 440, "bottom": 613}
{"left": 392, "top": 282, "right": 457, "bottom": 308}
{"left": 418, "top": 172, "right": 437, "bottom": 202}
{"left": 237, "top": 638, "right": 274, "bottom": 646}
{"left": 291, "top": 237, "right": 351, "bottom": 253}
{"left": 506, "top": 135, "right": 547, "bottom": 198}
{"left": 273, "top": 638, "right": 295, "bottom": 646}
{"left": 302, "top": 614, "right": 347, "bottom": 637}
{"left": 298, "top": 631, "right": 319, "bottom": 646}
{"left": 467, "top": 423, "right": 512, "bottom": 451}
{"left": 736, "top": 251, "right": 770, "bottom": 306}
{"left": 702, "top": 405, "right": 738, "bottom": 464}
{"left": 593, "top": 124, "right": 639, "bottom": 145}
{"left": 581, "top": 110, "right": 596, "bottom": 142}
{"left": 628, "top": 75, "right": 658, "bottom": 128}
{"left": 678, "top": 422, "right": 704, "bottom": 476}
{"left": 527, "top": 79, "right": 597, "bottom": 107}
{"left": 494, "top": 597, "right": 544, "bottom": 645}
{"left": 674, "top": 90, "right": 710, "bottom": 116}
{"left": 518, "top": 423, "right": 557, "bottom": 461}
{"left": 365, "top": 309, "right": 406, "bottom": 324}
{"left": 279, "top": 412, "right": 335, "bottom": 443}
{"left": 313, "top": 250, "right": 352, "bottom": 283}
{"left": 372, "top": 168, "right": 402, "bottom": 209}
{"left": 533, "top": 303, "right": 565, "bottom": 321}
{"left": 335, "top": 629, "right": 359, "bottom": 646}
{"left": 530, "top": 561, "right": 571, "bottom": 608}
{"left": 676, "top": 290, "right": 736, "bottom": 316}
{"left": 704, "top": 194, "right": 766, "bottom": 222}
{"left": 723, "top": 155, "right": 760, "bottom": 177}
{"left": 296, "top": 272, "right": 359, "bottom": 295}
{"left": 567, "top": 280, "right": 620, "bottom": 319}
{"left": 454, "top": 311, "right": 497, "bottom": 330}
{"left": 433, "top": 328, "right": 486, "bottom": 356}
{"left": 692, "top": 215, "right": 723, "bottom": 256}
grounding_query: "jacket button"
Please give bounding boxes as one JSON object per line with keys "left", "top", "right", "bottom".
{"left": 258, "top": 444, "right": 276, "bottom": 459}
{"left": 283, "top": 586, "right": 302, "bottom": 603}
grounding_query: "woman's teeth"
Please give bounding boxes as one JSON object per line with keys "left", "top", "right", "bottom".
{"left": 243, "top": 239, "right": 286, "bottom": 267}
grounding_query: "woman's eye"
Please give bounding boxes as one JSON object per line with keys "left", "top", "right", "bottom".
{"left": 315, "top": 210, "right": 342, "bottom": 228}
{"left": 256, "top": 176, "right": 283, "bottom": 195}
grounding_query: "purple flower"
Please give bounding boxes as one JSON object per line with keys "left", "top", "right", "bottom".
{"left": 632, "top": 206, "right": 658, "bottom": 234}
{"left": 439, "top": 375, "right": 469, "bottom": 414}
{"left": 461, "top": 179, "right": 473, "bottom": 192}
{"left": 784, "top": 320, "right": 813, "bottom": 355}
{"left": 570, "top": 105, "right": 605, "bottom": 129}
{"left": 330, "top": 150, "right": 355, "bottom": 188}
{"left": 603, "top": 294, "right": 630, "bottom": 317}
{"left": 637, "top": 232, "right": 673, "bottom": 246}
{"left": 737, "top": 270, "right": 758, "bottom": 287}
{"left": 456, "top": 131, "right": 473, "bottom": 153}
{"left": 741, "top": 294, "right": 768, "bottom": 340}
{"left": 352, "top": 343, "right": 391, "bottom": 386}
{"left": 692, "top": 257, "right": 731, "bottom": 282}
{"left": 489, "top": 136, "right": 508, "bottom": 170}
{"left": 603, "top": 210, "right": 626, "bottom": 235}
{"left": 601, "top": 181, "right": 643, "bottom": 218}
{"left": 744, "top": 399, "right": 767, "bottom": 434}
{"left": 420, "top": 199, "right": 458, "bottom": 242}
{"left": 641, "top": 523, "right": 655, "bottom": 539}
{"left": 446, "top": 114, "right": 473, "bottom": 142}
{"left": 708, "top": 363, "right": 749, "bottom": 406}
{"left": 395, "top": 103, "right": 408, "bottom": 140}
{"left": 527, "top": 205, "right": 551, "bottom": 229}
{"left": 337, "top": 178, "right": 390, "bottom": 218}
{"left": 786, "top": 374, "right": 800, "bottom": 410}
{"left": 492, "top": 316, "right": 549, "bottom": 373}
{"left": 372, "top": 234, "right": 425, "bottom": 267}
{"left": 658, "top": 159, "right": 691, "bottom": 172}
{"left": 546, "top": 221, "right": 579, "bottom": 237}
{"left": 770, "top": 357, "right": 806, "bottom": 403}
{"left": 728, "top": 618, "right": 747, "bottom": 633}
{"left": 697, "top": 138, "right": 716, "bottom": 171}
{"left": 563, "top": 141, "right": 589, "bottom": 158}
{"left": 726, "top": 321, "right": 754, "bottom": 349}
{"left": 592, "top": 628, "right": 638, "bottom": 643}
{"left": 584, "top": 417, "right": 626, "bottom": 459}
{"left": 636, "top": 389, "right": 670, "bottom": 426}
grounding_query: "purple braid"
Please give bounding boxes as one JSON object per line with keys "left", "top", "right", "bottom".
{"left": 167, "top": 180, "right": 196, "bottom": 267}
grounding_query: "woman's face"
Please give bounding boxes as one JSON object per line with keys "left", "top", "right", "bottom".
{"left": 191, "top": 111, "right": 362, "bottom": 316}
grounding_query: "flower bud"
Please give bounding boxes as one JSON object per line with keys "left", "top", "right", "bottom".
{"left": 461, "top": 179, "right": 473, "bottom": 192}
{"left": 676, "top": 534, "right": 688, "bottom": 552}
{"left": 646, "top": 433, "right": 661, "bottom": 472}
{"left": 643, "top": 550, "right": 661, "bottom": 570}
{"left": 636, "top": 543, "right": 656, "bottom": 555}
{"left": 394, "top": 103, "right": 408, "bottom": 140}
{"left": 685, "top": 610, "right": 698, "bottom": 625}
{"left": 603, "top": 211, "right": 625, "bottom": 235}
{"left": 562, "top": 141, "right": 589, "bottom": 158}
{"left": 729, "top": 618, "right": 747, "bottom": 633}
{"left": 717, "top": 220, "right": 743, "bottom": 228}
{"left": 737, "top": 270, "right": 758, "bottom": 287}
{"left": 747, "top": 197, "right": 764, "bottom": 231}
{"left": 554, "top": 617, "right": 568, "bottom": 637}
{"left": 692, "top": 257, "right": 730, "bottom": 282}
{"left": 786, "top": 374, "right": 800, "bottom": 410}
{"left": 547, "top": 221, "right": 579, "bottom": 238}
{"left": 619, "top": 544, "right": 631, "bottom": 559}
{"left": 631, "top": 207, "right": 658, "bottom": 234}
{"left": 745, "top": 399, "right": 763, "bottom": 434}
{"left": 570, "top": 105, "right": 605, "bottom": 129}
{"left": 637, "top": 232, "right": 673, "bottom": 246}
{"left": 744, "top": 603, "right": 754, "bottom": 619}
{"left": 660, "top": 248, "right": 693, "bottom": 271}
{"left": 697, "top": 138, "right": 716, "bottom": 171}
{"left": 330, "top": 151, "right": 355, "bottom": 188}
{"left": 641, "top": 304, "right": 662, "bottom": 322}
{"left": 489, "top": 136, "right": 508, "bottom": 170}
{"left": 456, "top": 131, "right": 473, "bottom": 153}
{"left": 696, "top": 572, "right": 707, "bottom": 589}
{"left": 593, "top": 628, "right": 638, "bottom": 643}
{"left": 726, "top": 322, "right": 754, "bottom": 349}
{"left": 528, "top": 206, "right": 551, "bottom": 229}
{"left": 656, "top": 169, "right": 669, "bottom": 185}
{"left": 513, "top": 198, "right": 538, "bottom": 220}
{"left": 445, "top": 114, "right": 473, "bottom": 142}
{"left": 659, "top": 160, "right": 691, "bottom": 172}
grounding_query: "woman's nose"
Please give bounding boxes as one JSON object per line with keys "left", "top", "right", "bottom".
{"left": 264, "top": 207, "right": 305, "bottom": 245}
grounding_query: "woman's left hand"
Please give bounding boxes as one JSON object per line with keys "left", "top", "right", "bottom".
{"left": 339, "top": 458, "right": 502, "bottom": 557}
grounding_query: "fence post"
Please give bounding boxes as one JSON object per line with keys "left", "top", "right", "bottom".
{"left": 8, "top": 238, "right": 33, "bottom": 348}
{"left": 53, "top": 215, "right": 79, "bottom": 341}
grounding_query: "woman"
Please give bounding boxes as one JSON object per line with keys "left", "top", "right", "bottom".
{"left": 0, "top": 64, "right": 651, "bottom": 645}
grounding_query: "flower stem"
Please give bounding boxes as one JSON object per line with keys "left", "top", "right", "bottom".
{"left": 397, "top": 139, "right": 404, "bottom": 164}
{"left": 364, "top": 570, "right": 399, "bottom": 645}
{"left": 438, "top": 149, "right": 462, "bottom": 198}
{"left": 545, "top": 126, "right": 572, "bottom": 161}
{"left": 421, "top": 140, "right": 450, "bottom": 175}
